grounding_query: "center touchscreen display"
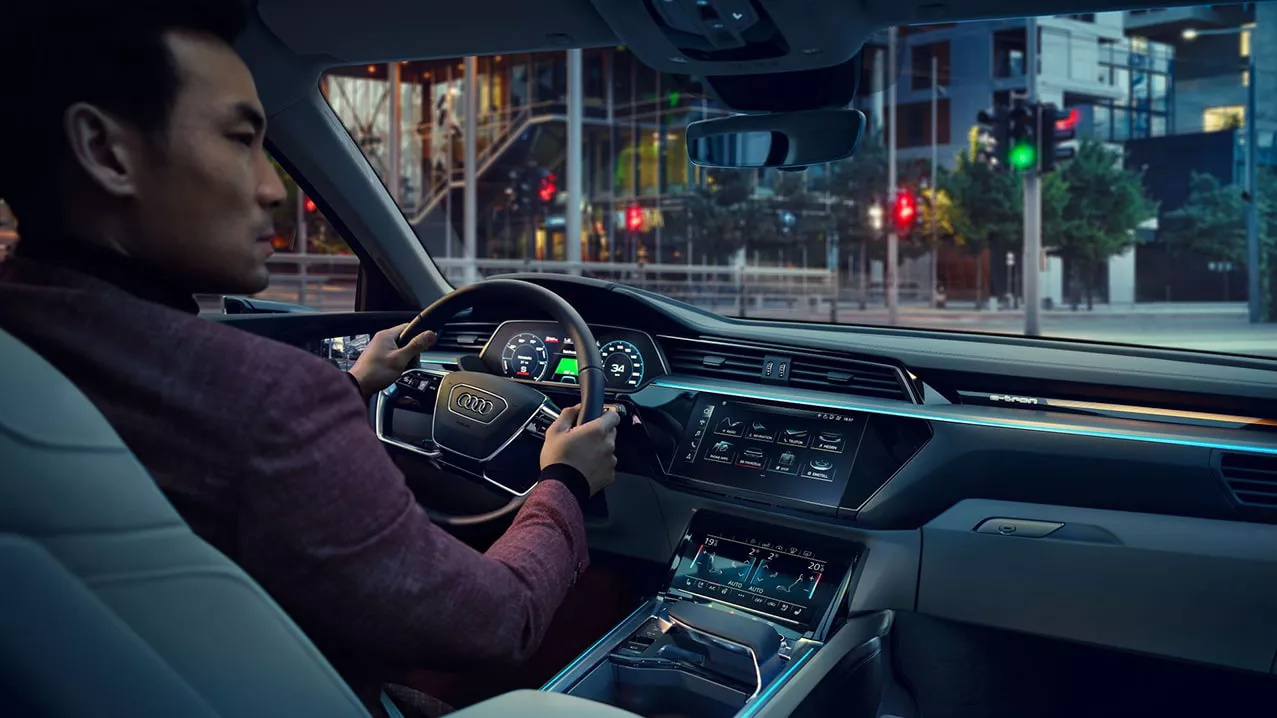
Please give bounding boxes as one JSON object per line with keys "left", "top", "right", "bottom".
{"left": 667, "top": 512, "right": 857, "bottom": 632}
{"left": 668, "top": 396, "right": 868, "bottom": 510}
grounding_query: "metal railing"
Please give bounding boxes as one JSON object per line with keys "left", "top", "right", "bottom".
{"left": 233, "top": 254, "right": 932, "bottom": 319}
{"left": 407, "top": 106, "right": 534, "bottom": 223}
{"left": 238, "top": 253, "right": 859, "bottom": 316}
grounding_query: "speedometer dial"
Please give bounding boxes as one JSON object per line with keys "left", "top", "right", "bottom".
{"left": 600, "top": 340, "right": 645, "bottom": 390}
{"left": 501, "top": 333, "right": 550, "bottom": 380}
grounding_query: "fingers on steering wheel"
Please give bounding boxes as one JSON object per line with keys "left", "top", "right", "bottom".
{"left": 597, "top": 410, "right": 621, "bottom": 431}
{"left": 551, "top": 405, "right": 582, "bottom": 433}
{"left": 406, "top": 329, "right": 436, "bottom": 353}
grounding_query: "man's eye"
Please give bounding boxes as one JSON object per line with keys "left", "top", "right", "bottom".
{"left": 231, "top": 133, "right": 255, "bottom": 146}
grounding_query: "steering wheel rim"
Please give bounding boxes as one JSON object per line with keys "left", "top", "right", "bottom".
{"left": 398, "top": 278, "right": 605, "bottom": 425}
{"left": 389, "top": 279, "right": 604, "bottom": 526}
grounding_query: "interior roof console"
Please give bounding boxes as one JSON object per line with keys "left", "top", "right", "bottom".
{"left": 588, "top": 0, "right": 872, "bottom": 77}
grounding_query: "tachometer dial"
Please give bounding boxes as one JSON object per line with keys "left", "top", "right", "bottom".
{"left": 501, "top": 333, "right": 550, "bottom": 380}
{"left": 600, "top": 340, "right": 645, "bottom": 389}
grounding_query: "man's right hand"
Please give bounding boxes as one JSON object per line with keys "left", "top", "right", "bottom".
{"left": 540, "top": 405, "right": 620, "bottom": 495}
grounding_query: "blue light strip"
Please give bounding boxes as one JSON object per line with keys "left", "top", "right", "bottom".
{"left": 736, "top": 648, "right": 815, "bottom": 718}
{"left": 540, "top": 603, "right": 651, "bottom": 692}
{"left": 651, "top": 379, "right": 1277, "bottom": 456}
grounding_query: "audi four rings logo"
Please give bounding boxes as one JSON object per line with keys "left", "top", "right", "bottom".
{"left": 455, "top": 392, "right": 495, "bottom": 415}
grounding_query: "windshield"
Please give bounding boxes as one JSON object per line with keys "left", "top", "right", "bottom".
{"left": 315, "top": 4, "right": 1277, "bottom": 357}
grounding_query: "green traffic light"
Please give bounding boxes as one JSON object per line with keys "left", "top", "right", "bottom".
{"left": 1009, "top": 142, "right": 1037, "bottom": 171}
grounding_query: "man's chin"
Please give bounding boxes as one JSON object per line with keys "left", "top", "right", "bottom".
{"left": 204, "top": 267, "right": 271, "bottom": 297}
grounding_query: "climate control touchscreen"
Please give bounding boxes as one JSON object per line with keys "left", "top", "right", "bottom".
{"left": 669, "top": 396, "right": 867, "bottom": 510}
{"left": 667, "top": 511, "right": 857, "bottom": 632}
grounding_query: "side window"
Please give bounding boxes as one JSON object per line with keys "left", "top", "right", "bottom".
{"left": 0, "top": 200, "right": 15, "bottom": 262}
{"left": 201, "top": 158, "right": 360, "bottom": 313}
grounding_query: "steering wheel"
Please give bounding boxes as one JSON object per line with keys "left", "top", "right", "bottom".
{"left": 390, "top": 279, "right": 605, "bottom": 524}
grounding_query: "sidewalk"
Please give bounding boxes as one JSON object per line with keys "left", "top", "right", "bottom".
{"left": 830, "top": 302, "right": 1249, "bottom": 321}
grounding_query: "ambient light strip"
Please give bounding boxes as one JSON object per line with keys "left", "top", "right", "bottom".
{"left": 1035, "top": 397, "right": 1277, "bottom": 428}
{"left": 651, "top": 378, "right": 1277, "bottom": 457}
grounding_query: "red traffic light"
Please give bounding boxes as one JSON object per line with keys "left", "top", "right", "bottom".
{"left": 1055, "top": 107, "right": 1079, "bottom": 132}
{"left": 625, "top": 205, "right": 644, "bottom": 232}
{"left": 893, "top": 190, "right": 917, "bottom": 232}
{"left": 537, "top": 173, "right": 557, "bottom": 204}
{"left": 304, "top": 197, "right": 317, "bottom": 213}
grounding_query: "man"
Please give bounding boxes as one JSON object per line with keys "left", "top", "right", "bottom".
{"left": 0, "top": 2, "right": 620, "bottom": 716}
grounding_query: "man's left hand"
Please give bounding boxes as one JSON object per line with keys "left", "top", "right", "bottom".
{"left": 349, "top": 324, "right": 436, "bottom": 399}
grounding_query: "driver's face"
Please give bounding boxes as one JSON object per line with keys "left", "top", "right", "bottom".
{"left": 125, "top": 31, "right": 286, "bottom": 295}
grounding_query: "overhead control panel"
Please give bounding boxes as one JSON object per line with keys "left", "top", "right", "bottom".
{"left": 590, "top": 0, "right": 874, "bottom": 76}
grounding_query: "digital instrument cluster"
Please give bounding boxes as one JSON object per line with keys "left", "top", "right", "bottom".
{"left": 481, "top": 321, "right": 666, "bottom": 391}
{"left": 668, "top": 512, "right": 857, "bottom": 631}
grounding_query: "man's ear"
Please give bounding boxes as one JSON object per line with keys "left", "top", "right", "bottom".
{"left": 63, "top": 102, "right": 142, "bottom": 199}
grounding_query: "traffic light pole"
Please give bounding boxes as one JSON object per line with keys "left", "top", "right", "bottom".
{"left": 567, "top": 49, "right": 584, "bottom": 272}
{"left": 1023, "top": 170, "right": 1042, "bottom": 335}
{"left": 887, "top": 27, "right": 900, "bottom": 325}
{"left": 1023, "top": 17, "right": 1042, "bottom": 337}
{"left": 1246, "top": 50, "right": 1261, "bottom": 323}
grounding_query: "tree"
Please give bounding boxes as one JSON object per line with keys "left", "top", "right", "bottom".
{"left": 816, "top": 133, "right": 888, "bottom": 293}
{"left": 1051, "top": 139, "right": 1157, "bottom": 309}
{"left": 1160, "top": 169, "right": 1277, "bottom": 320}
{"left": 940, "top": 150, "right": 1021, "bottom": 304}
{"left": 1160, "top": 172, "right": 1247, "bottom": 264}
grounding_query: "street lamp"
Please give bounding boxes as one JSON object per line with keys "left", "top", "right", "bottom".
{"left": 1183, "top": 25, "right": 1261, "bottom": 323}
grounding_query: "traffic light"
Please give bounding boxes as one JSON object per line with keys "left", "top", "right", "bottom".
{"left": 537, "top": 171, "right": 557, "bottom": 204}
{"left": 304, "top": 197, "right": 317, "bottom": 213}
{"left": 893, "top": 188, "right": 917, "bottom": 235}
{"left": 975, "top": 105, "right": 1009, "bottom": 169}
{"left": 1039, "top": 104, "right": 1078, "bottom": 173}
{"left": 625, "top": 204, "right": 644, "bottom": 233}
{"left": 505, "top": 168, "right": 531, "bottom": 212}
{"left": 1006, "top": 101, "right": 1037, "bottom": 172}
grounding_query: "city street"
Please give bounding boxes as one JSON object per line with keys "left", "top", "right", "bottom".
{"left": 248, "top": 277, "right": 1277, "bottom": 357}
{"left": 747, "top": 302, "right": 1277, "bottom": 356}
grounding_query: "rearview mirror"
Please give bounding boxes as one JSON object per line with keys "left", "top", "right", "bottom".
{"left": 686, "top": 109, "right": 867, "bottom": 169}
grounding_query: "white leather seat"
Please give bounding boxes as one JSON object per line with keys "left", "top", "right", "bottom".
{"left": 0, "top": 327, "right": 640, "bottom": 718}
{"left": 0, "top": 327, "right": 373, "bottom": 716}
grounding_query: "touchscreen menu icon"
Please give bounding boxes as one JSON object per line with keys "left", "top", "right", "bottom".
{"left": 715, "top": 417, "right": 744, "bottom": 437}
{"left": 812, "top": 430, "right": 845, "bottom": 453}
{"left": 736, "top": 446, "right": 767, "bottom": 470}
{"left": 778, "top": 428, "right": 810, "bottom": 447}
{"left": 767, "top": 451, "right": 799, "bottom": 475}
{"left": 800, "top": 457, "right": 837, "bottom": 481}
{"left": 744, "top": 420, "right": 777, "bottom": 442}
{"left": 705, "top": 440, "right": 736, "bottom": 464}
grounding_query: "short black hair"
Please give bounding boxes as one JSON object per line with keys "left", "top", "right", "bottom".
{"left": 0, "top": 1, "right": 250, "bottom": 234}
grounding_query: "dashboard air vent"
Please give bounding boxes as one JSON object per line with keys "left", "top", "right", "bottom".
{"left": 662, "top": 336, "right": 914, "bottom": 402}
{"left": 434, "top": 322, "right": 499, "bottom": 354}
{"left": 1219, "top": 452, "right": 1277, "bottom": 508}
{"left": 789, "top": 354, "right": 911, "bottom": 401}
{"left": 666, "top": 339, "right": 766, "bottom": 381}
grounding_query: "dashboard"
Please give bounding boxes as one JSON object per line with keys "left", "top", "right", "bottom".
{"left": 371, "top": 272, "right": 1277, "bottom": 678}
{"left": 408, "top": 279, "right": 1277, "bottom": 530}
{"left": 479, "top": 320, "right": 667, "bottom": 391}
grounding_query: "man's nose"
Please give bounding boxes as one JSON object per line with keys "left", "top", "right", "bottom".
{"left": 257, "top": 149, "right": 287, "bottom": 208}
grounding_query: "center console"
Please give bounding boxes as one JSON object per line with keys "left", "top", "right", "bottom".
{"left": 543, "top": 511, "right": 882, "bottom": 718}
